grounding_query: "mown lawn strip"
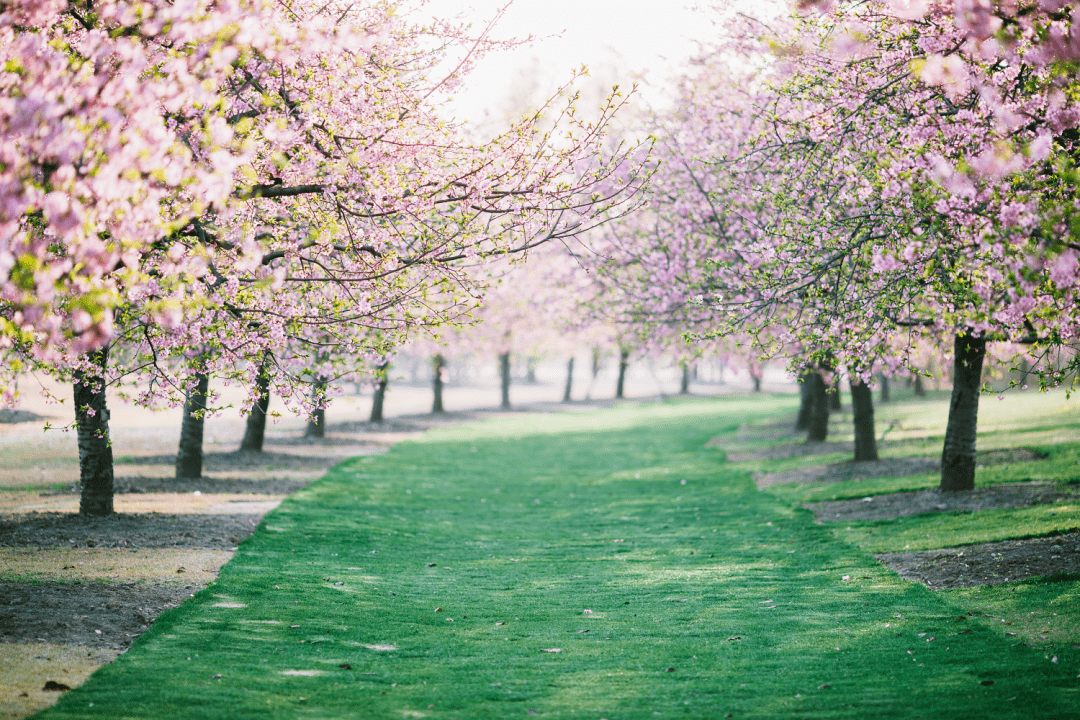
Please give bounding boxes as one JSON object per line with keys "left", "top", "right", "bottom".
{"left": 36, "top": 397, "right": 1078, "bottom": 719}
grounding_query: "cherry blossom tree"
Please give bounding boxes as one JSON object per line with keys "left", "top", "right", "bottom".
{"left": 2, "top": 0, "right": 645, "bottom": 514}
{"left": 587, "top": 1, "right": 1080, "bottom": 488}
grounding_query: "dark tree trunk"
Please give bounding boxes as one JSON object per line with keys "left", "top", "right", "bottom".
{"left": 240, "top": 357, "right": 271, "bottom": 452}
{"left": 305, "top": 378, "right": 327, "bottom": 438}
{"left": 175, "top": 371, "right": 209, "bottom": 479}
{"left": 828, "top": 383, "right": 841, "bottom": 410}
{"left": 499, "top": 352, "right": 511, "bottom": 410}
{"left": 913, "top": 373, "right": 926, "bottom": 397}
{"left": 370, "top": 362, "right": 390, "bottom": 422}
{"left": 586, "top": 348, "right": 603, "bottom": 400}
{"left": 562, "top": 357, "right": 574, "bottom": 403}
{"left": 75, "top": 349, "right": 114, "bottom": 516}
{"left": 679, "top": 362, "right": 690, "bottom": 395}
{"left": 806, "top": 371, "right": 830, "bottom": 442}
{"left": 879, "top": 373, "right": 890, "bottom": 403}
{"left": 850, "top": 377, "right": 879, "bottom": 461}
{"left": 526, "top": 357, "right": 537, "bottom": 384}
{"left": 795, "top": 370, "right": 813, "bottom": 430}
{"left": 432, "top": 354, "right": 445, "bottom": 414}
{"left": 615, "top": 348, "right": 629, "bottom": 399}
{"left": 941, "top": 333, "right": 986, "bottom": 492}
{"left": 749, "top": 363, "right": 762, "bottom": 393}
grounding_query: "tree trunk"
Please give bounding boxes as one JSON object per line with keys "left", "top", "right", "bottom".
{"left": 586, "top": 348, "right": 602, "bottom": 400}
{"left": 370, "top": 362, "right": 390, "bottom": 422}
{"left": 941, "top": 333, "right": 986, "bottom": 492}
{"left": 913, "top": 373, "right": 926, "bottom": 397}
{"left": 562, "top": 357, "right": 574, "bottom": 403}
{"left": 850, "top": 377, "right": 879, "bottom": 461}
{"left": 305, "top": 378, "right": 327, "bottom": 438}
{"left": 499, "top": 352, "right": 511, "bottom": 410}
{"left": 432, "top": 354, "right": 445, "bottom": 414}
{"left": 795, "top": 370, "right": 813, "bottom": 430}
{"left": 240, "top": 357, "right": 271, "bottom": 452}
{"left": 679, "top": 362, "right": 690, "bottom": 395}
{"left": 806, "top": 371, "right": 829, "bottom": 442}
{"left": 175, "top": 371, "right": 210, "bottom": 479}
{"left": 828, "top": 383, "right": 841, "bottom": 410}
{"left": 75, "top": 349, "right": 115, "bottom": 516}
{"left": 526, "top": 357, "right": 537, "bottom": 384}
{"left": 749, "top": 363, "right": 762, "bottom": 392}
{"left": 615, "top": 348, "right": 629, "bottom": 399}
{"left": 879, "top": 373, "right": 890, "bottom": 403}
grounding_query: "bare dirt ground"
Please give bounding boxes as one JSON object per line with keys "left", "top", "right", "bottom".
{"left": 0, "top": 582, "right": 204, "bottom": 650}
{"left": 805, "top": 482, "right": 1080, "bottom": 523}
{"left": 755, "top": 447, "right": 1047, "bottom": 489}
{"left": 876, "top": 531, "right": 1080, "bottom": 589}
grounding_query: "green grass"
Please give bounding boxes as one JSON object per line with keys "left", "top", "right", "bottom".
{"left": 768, "top": 445, "right": 1080, "bottom": 505}
{"left": 36, "top": 396, "right": 1080, "bottom": 719}
{"left": 944, "top": 576, "right": 1080, "bottom": 648}
{"left": 832, "top": 503, "right": 1080, "bottom": 553}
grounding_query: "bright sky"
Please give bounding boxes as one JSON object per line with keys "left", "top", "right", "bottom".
{"left": 422, "top": 0, "right": 718, "bottom": 121}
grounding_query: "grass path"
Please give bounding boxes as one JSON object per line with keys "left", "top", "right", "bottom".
{"left": 38, "top": 398, "right": 1077, "bottom": 719}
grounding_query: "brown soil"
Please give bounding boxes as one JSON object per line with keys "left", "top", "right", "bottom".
{"left": 0, "top": 512, "right": 262, "bottom": 550}
{"left": 876, "top": 531, "right": 1080, "bottom": 589}
{"left": 709, "top": 438, "right": 853, "bottom": 463}
{"left": 805, "top": 482, "right": 1080, "bottom": 522}
{"left": 756, "top": 447, "right": 1048, "bottom": 489}
{"left": 0, "top": 582, "right": 200, "bottom": 650}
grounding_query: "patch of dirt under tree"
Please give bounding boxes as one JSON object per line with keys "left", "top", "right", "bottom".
{"left": 757, "top": 447, "right": 1048, "bottom": 489}
{"left": 0, "top": 512, "right": 261, "bottom": 550}
{"left": 876, "top": 531, "right": 1080, "bottom": 589}
{"left": 805, "top": 481, "right": 1080, "bottom": 522}
{"left": 0, "top": 582, "right": 200, "bottom": 650}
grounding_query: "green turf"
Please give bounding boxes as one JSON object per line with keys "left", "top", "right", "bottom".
{"left": 830, "top": 503, "right": 1080, "bottom": 553}
{"left": 767, "top": 446, "right": 1080, "bottom": 504}
{"left": 36, "top": 396, "right": 1079, "bottom": 719}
